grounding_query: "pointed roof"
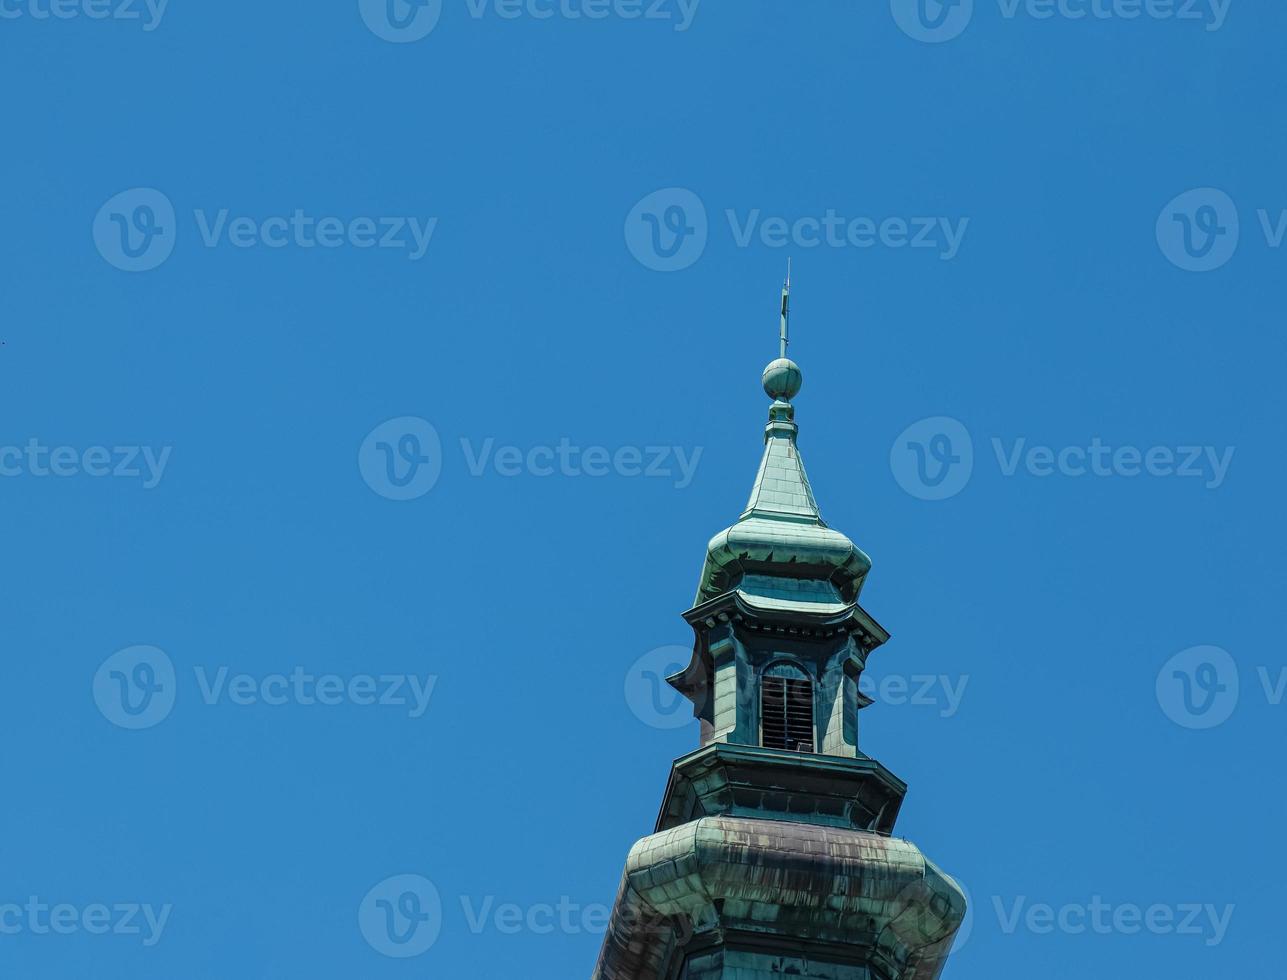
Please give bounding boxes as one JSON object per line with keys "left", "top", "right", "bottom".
{"left": 741, "top": 412, "right": 821, "bottom": 523}
{"left": 692, "top": 282, "right": 871, "bottom": 611}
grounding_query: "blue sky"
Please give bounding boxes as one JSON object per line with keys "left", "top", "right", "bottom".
{"left": 1, "top": 1, "right": 1283, "bottom": 977}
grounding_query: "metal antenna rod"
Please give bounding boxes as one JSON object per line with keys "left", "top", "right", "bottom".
{"left": 779, "top": 259, "right": 792, "bottom": 359}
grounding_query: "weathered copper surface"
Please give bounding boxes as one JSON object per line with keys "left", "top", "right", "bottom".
{"left": 595, "top": 304, "right": 965, "bottom": 979}
{"left": 593, "top": 816, "right": 963, "bottom": 980}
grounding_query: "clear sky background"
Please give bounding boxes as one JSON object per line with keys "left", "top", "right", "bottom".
{"left": 2, "top": 1, "right": 1284, "bottom": 977}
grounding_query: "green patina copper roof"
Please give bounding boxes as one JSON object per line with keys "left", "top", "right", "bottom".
{"left": 693, "top": 302, "right": 872, "bottom": 609}
{"left": 741, "top": 407, "right": 822, "bottom": 522}
{"left": 596, "top": 275, "right": 964, "bottom": 980}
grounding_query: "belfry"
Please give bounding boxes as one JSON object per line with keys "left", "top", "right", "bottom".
{"left": 593, "top": 275, "right": 966, "bottom": 980}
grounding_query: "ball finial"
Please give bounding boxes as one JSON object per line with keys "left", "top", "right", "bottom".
{"left": 762, "top": 358, "right": 802, "bottom": 401}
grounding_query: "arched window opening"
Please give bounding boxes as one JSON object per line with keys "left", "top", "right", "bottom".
{"left": 761, "top": 663, "right": 814, "bottom": 753}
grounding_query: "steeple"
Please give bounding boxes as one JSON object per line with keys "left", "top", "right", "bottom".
{"left": 593, "top": 274, "right": 966, "bottom": 980}
{"left": 680, "top": 276, "right": 883, "bottom": 758}
{"left": 694, "top": 272, "right": 872, "bottom": 609}
{"left": 742, "top": 265, "right": 817, "bottom": 522}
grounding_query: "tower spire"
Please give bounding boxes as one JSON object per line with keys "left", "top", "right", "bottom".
{"left": 761, "top": 266, "right": 803, "bottom": 412}
{"left": 594, "top": 274, "right": 966, "bottom": 980}
{"left": 780, "top": 258, "right": 791, "bottom": 359}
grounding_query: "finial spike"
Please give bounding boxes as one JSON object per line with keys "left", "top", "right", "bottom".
{"left": 763, "top": 262, "right": 802, "bottom": 402}
{"left": 779, "top": 260, "right": 791, "bottom": 359}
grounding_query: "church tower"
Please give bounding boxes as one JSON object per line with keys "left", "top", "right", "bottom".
{"left": 593, "top": 276, "right": 966, "bottom": 980}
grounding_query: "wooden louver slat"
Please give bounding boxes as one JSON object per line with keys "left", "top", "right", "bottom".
{"left": 761, "top": 675, "right": 814, "bottom": 753}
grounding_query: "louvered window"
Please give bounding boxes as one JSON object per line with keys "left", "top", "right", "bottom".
{"left": 761, "top": 666, "right": 814, "bottom": 753}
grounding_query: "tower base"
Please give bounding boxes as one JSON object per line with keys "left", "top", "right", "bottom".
{"left": 593, "top": 814, "right": 964, "bottom": 980}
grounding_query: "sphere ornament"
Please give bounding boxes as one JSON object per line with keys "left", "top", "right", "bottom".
{"left": 762, "top": 358, "right": 803, "bottom": 401}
